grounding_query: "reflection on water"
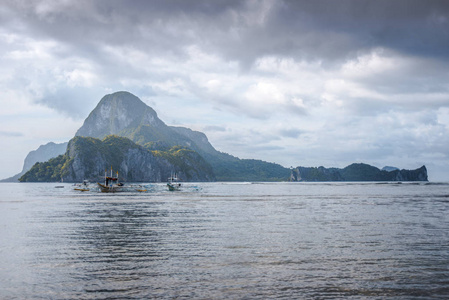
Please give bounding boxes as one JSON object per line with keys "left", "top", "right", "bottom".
{"left": 0, "top": 182, "right": 448, "bottom": 299}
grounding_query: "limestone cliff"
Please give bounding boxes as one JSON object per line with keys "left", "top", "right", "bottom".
{"left": 75, "top": 91, "right": 194, "bottom": 149}
{"left": 76, "top": 91, "right": 165, "bottom": 139}
{"left": 19, "top": 135, "right": 215, "bottom": 182}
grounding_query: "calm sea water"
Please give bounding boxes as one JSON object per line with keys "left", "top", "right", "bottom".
{"left": 0, "top": 182, "right": 448, "bottom": 299}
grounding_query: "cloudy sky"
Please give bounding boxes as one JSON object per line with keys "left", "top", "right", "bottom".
{"left": 1, "top": 0, "right": 449, "bottom": 181}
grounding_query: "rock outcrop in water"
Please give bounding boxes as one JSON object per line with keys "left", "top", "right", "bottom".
{"left": 290, "top": 163, "right": 428, "bottom": 182}
{"left": 19, "top": 135, "right": 215, "bottom": 182}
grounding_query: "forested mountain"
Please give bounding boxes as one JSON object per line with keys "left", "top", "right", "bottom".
{"left": 73, "top": 91, "right": 290, "bottom": 181}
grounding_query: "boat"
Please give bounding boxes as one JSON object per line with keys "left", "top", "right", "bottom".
{"left": 136, "top": 185, "right": 147, "bottom": 192}
{"left": 98, "top": 168, "right": 124, "bottom": 193}
{"left": 74, "top": 180, "right": 90, "bottom": 191}
{"left": 167, "top": 173, "right": 181, "bottom": 191}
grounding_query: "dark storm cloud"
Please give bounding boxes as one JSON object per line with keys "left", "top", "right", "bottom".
{"left": 1, "top": 0, "right": 244, "bottom": 59}
{"left": 3, "top": 0, "right": 448, "bottom": 68}
{"left": 273, "top": 0, "right": 449, "bottom": 61}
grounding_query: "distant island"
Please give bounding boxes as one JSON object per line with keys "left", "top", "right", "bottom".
{"left": 290, "top": 164, "right": 427, "bottom": 182}
{"left": 4, "top": 91, "right": 428, "bottom": 183}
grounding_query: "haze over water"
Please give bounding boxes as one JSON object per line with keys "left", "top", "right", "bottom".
{"left": 1, "top": 182, "right": 448, "bottom": 299}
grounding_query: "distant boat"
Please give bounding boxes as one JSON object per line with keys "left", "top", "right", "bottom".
{"left": 98, "top": 168, "right": 124, "bottom": 193}
{"left": 136, "top": 185, "right": 147, "bottom": 192}
{"left": 167, "top": 173, "right": 181, "bottom": 191}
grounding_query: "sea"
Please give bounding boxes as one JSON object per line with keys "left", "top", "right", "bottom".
{"left": 0, "top": 181, "right": 448, "bottom": 299}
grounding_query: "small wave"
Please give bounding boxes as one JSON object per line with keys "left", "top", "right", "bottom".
{"left": 425, "top": 182, "right": 449, "bottom": 186}
{"left": 218, "top": 182, "right": 252, "bottom": 185}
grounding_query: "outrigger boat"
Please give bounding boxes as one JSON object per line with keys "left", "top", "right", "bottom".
{"left": 98, "top": 168, "right": 124, "bottom": 193}
{"left": 74, "top": 180, "right": 90, "bottom": 191}
{"left": 167, "top": 173, "right": 181, "bottom": 191}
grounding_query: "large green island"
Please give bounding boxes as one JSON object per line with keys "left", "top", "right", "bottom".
{"left": 13, "top": 91, "right": 427, "bottom": 183}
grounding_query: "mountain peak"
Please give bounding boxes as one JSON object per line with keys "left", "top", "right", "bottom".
{"left": 98, "top": 91, "right": 147, "bottom": 108}
{"left": 76, "top": 91, "right": 164, "bottom": 139}
{"left": 382, "top": 166, "right": 399, "bottom": 172}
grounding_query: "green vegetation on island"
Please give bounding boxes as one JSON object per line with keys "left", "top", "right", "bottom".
{"left": 18, "top": 154, "right": 71, "bottom": 182}
{"left": 151, "top": 146, "right": 214, "bottom": 181}
{"left": 210, "top": 156, "right": 290, "bottom": 181}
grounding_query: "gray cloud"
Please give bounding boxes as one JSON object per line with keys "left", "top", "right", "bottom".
{"left": 278, "top": 128, "right": 303, "bottom": 139}
{"left": 203, "top": 125, "right": 227, "bottom": 132}
{"left": 0, "top": 131, "right": 23, "bottom": 137}
{"left": 37, "top": 87, "right": 107, "bottom": 119}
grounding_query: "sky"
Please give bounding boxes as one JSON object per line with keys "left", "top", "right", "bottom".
{"left": 1, "top": 0, "right": 449, "bottom": 181}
